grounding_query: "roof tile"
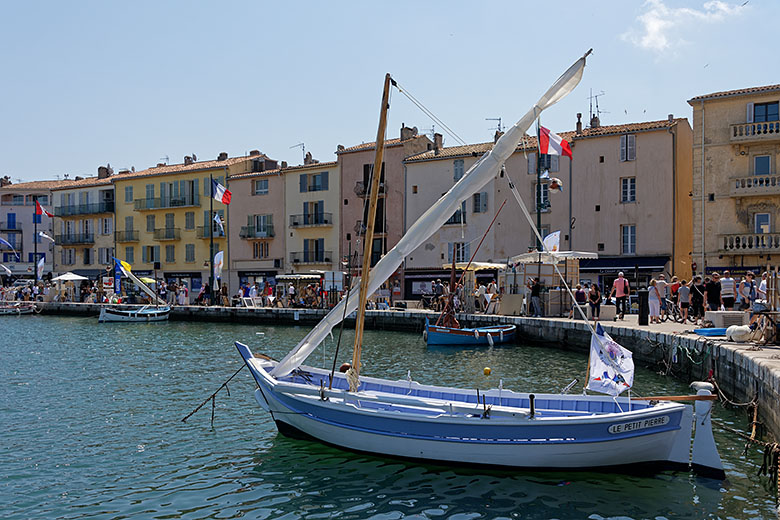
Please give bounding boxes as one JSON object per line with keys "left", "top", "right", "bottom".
{"left": 688, "top": 83, "right": 780, "bottom": 103}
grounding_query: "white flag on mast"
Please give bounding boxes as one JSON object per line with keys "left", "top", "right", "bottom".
{"left": 587, "top": 323, "right": 634, "bottom": 396}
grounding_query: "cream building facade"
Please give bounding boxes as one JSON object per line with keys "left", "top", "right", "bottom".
{"left": 688, "top": 84, "right": 780, "bottom": 274}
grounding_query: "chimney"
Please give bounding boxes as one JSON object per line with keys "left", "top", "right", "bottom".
{"left": 400, "top": 123, "right": 418, "bottom": 141}
{"left": 97, "top": 166, "right": 111, "bottom": 179}
{"left": 433, "top": 132, "right": 443, "bottom": 155}
{"left": 493, "top": 130, "right": 504, "bottom": 143}
{"left": 249, "top": 149, "right": 261, "bottom": 157}
{"left": 157, "top": 163, "right": 166, "bottom": 167}
{"left": 337, "top": 144, "right": 345, "bottom": 152}
{"left": 281, "top": 161, "right": 288, "bottom": 168}
{"left": 304, "top": 151, "right": 313, "bottom": 165}
{"left": 576, "top": 113, "right": 583, "bottom": 134}
{"left": 668, "top": 113, "right": 674, "bottom": 122}
{"left": 217, "top": 152, "right": 228, "bottom": 161}
{"left": 74, "top": 176, "right": 84, "bottom": 181}
{"left": 184, "top": 155, "right": 194, "bottom": 165}
{"left": 0, "top": 175, "right": 11, "bottom": 186}
{"left": 590, "top": 114, "right": 600, "bottom": 128}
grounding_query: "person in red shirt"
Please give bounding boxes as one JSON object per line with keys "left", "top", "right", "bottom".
{"left": 609, "top": 272, "right": 630, "bottom": 320}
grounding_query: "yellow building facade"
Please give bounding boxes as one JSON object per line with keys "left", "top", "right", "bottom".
{"left": 112, "top": 152, "right": 273, "bottom": 302}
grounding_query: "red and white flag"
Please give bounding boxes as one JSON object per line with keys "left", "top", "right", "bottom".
{"left": 539, "top": 126, "right": 573, "bottom": 159}
{"left": 211, "top": 179, "right": 231, "bottom": 205}
{"left": 35, "top": 200, "right": 53, "bottom": 217}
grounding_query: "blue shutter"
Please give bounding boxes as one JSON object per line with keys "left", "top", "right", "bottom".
{"left": 303, "top": 239, "right": 309, "bottom": 262}
{"left": 321, "top": 171, "right": 329, "bottom": 191}
{"left": 481, "top": 192, "right": 488, "bottom": 213}
{"left": 303, "top": 202, "right": 309, "bottom": 224}
{"left": 300, "top": 174, "right": 307, "bottom": 193}
{"left": 142, "top": 246, "right": 147, "bottom": 263}
{"left": 447, "top": 243, "right": 453, "bottom": 263}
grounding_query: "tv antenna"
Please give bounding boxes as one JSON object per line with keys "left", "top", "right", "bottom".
{"left": 421, "top": 125, "right": 435, "bottom": 139}
{"left": 159, "top": 155, "right": 170, "bottom": 165}
{"left": 486, "top": 117, "right": 503, "bottom": 133}
{"left": 588, "top": 89, "right": 608, "bottom": 124}
{"left": 290, "top": 142, "right": 305, "bottom": 163}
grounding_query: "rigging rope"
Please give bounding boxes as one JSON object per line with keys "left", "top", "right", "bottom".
{"left": 393, "top": 80, "right": 468, "bottom": 146}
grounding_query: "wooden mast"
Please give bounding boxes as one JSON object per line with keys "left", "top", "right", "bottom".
{"left": 351, "top": 73, "right": 392, "bottom": 384}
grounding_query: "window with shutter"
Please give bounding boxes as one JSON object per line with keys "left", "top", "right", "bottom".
{"left": 627, "top": 135, "right": 636, "bottom": 161}
{"left": 447, "top": 242, "right": 453, "bottom": 262}
{"left": 527, "top": 153, "right": 536, "bottom": 174}
{"left": 300, "top": 174, "right": 307, "bottom": 193}
{"left": 619, "top": 135, "right": 627, "bottom": 162}
{"left": 453, "top": 159, "right": 464, "bottom": 181}
{"left": 321, "top": 171, "right": 329, "bottom": 191}
{"left": 550, "top": 155, "right": 559, "bottom": 172}
{"left": 746, "top": 102, "right": 754, "bottom": 123}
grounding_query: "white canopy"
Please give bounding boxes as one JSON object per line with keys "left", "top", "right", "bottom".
{"left": 510, "top": 251, "right": 598, "bottom": 265}
{"left": 442, "top": 262, "right": 507, "bottom": 271}
{"left": 51, "top": 272, "right": 89, "bottom": 281}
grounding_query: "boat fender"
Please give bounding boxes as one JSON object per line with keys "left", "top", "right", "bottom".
{"left": 486, "top": 333, "right": 494, "bottom": 347}
{"left": 339, "top": 362, "right": 352, "bottom": 373}
{"left": 499, "top": 330, "right": 504, "bottom": 342}
{"left": 529, "top": 394, "right": 536, "bottom": 418}
{"left": 474, "top": 329, "right": 479, "bottom": 339}
{"left": 422, "top": 329, "right": 428, "bottom": 341}
{"left": 483, "top": 367, "right": 491, "bottom": 376}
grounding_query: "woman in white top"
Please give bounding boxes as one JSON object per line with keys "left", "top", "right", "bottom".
{"left": 648, "top": 279, "right": 662, "bottom": 324}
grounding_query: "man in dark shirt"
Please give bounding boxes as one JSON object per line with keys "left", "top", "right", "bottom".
{"left": 528, "top": 278, "right": 542, "bottom": 317}
{"left": 704, "top": 273, "right": 722, "bottom": 311}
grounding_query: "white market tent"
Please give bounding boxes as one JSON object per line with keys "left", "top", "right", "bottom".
{"left": 51, "top": 272, "right": 89, "bottom": 281}
{"left": 510, "top": 251, "right": 598, "bottom": 264}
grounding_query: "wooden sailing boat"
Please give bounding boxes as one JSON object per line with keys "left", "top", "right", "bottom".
{"left": 99, "top": 259, "right": 170, "bottom": 323}
{"left": 235, "top": 55, "right": 724, "bottom": 477}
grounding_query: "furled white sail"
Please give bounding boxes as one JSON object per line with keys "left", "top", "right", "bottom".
{"left": 271, "top": 51, "right": 591, "bottom": 378}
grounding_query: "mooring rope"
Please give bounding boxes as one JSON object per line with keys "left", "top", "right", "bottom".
{"left": 182, "top": 364, "right": 245, "bottom": 427}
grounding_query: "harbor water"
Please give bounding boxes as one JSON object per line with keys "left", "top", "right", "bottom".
{"left": 1, "top": 316, "right": 776, "bottom": 519}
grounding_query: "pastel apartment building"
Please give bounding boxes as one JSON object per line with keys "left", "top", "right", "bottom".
{"left": 688, "top": 84, "right": 780, "bottom": 273}
{"left": 0, "top": 179, "right": 57, "bottom": 279}
{"left": 51, "top": 166, "right": 116, "bottom": 278}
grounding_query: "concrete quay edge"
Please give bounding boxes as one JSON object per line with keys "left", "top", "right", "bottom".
{"left": 36, "top": 302, "right": 780, "bottom": 442}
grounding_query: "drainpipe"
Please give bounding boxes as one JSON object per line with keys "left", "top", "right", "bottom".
{"left": 668, "top": 123, "right": 677, "bottom": 277}
{"left": 700, "top": 101, "right": 705, "bottom": 273}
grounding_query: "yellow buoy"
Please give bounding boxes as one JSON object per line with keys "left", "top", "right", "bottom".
{"left": 483, "top": 367, "right": 492, "bottom": 376}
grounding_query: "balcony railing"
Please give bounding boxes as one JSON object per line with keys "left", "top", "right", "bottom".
{"left": 116, "top": 230, "right": 139, "bottom": 242}
{"left": 354, "top": 219, "right": 385, "bottom": 236}
{"left": 289, "top": 212, "right": 333, "bottom": 228}
{"left": 196, "top": 226, "right": 227, "bottom": 239}
{"left": 354, "top": 181, "right": 385, "bottom": 197}
{"left": 54, "top": 201, "right": 115, "bottom": 216}
{"left": 730, "top": 174, "right": 780, "bottom": 197}
{"left": 153, "top": 228, "right": 181, "bottom": 240}
{"left": 0, "top": 221, "right": 19, "bottom": 230}
{"left": 239, "top": 225, "right": 275, "bottom": 239}
{"left": 290, "top": 251, "right": 333, "bottom": 264}
{"left": 55, "top": 233, "right": 95, "bottom": 245}
{"left": 720, "top": 233, "right": 780, "bottom": 253}
{"left": 133, "top": 195, "right": 200, "bottom": 211}
{"left": 730, "top": 121, "right": 780, "bottom": 143}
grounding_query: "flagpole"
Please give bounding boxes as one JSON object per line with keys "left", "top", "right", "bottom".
{"left": 34, "top": 200, "right": 38, "bottom": 286}
{"left": 209, "top": 174, "right": 214, "bottom": 306}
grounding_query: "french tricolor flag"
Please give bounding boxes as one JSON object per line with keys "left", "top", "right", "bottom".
{"left": 539, "top": 126, "right": 573, "bottom": 159}
{"left": 211, "top": 179, "right": 232, "bottom": 205}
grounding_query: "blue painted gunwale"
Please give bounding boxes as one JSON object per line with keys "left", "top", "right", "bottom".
{"left": 425, "top": 318, "right": 517, "bottom": 346}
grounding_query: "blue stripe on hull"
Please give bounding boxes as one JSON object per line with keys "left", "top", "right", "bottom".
{"left": 426, "top": 326, "right": 516, "bottom": 345}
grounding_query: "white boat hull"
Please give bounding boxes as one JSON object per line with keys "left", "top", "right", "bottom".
{"left": 236, "top": 343, "right": 723, "bottom": 476}
{"left": 98, "top": 305, "right": 170, "bottom": 323}
{"left": 0, "top": 303, "right": 35, "bottom": 315}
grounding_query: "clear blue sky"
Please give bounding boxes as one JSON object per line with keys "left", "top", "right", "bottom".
{"left": 1, "top": 1, "right": 776, "bottom": 182}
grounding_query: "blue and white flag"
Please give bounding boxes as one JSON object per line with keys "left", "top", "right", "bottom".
{"left": 542, "top": 230, "right": 561, "bottom": 252}
{"left": 587, "top": 323, "right": 634, "bottom": 396}
{"left": 213, "top": 213, "right": 225, "bottom": 236}
{"left": 213, "top": 250, "right": 224, "bottom": 280}
{"left": 38, "top": 231, "right": 55, "bottom": 243}
{"left": 0, "top": 237, "right": 20, "bottom": 260}
{"left": 36, "top": 256, "right": 45, "bottom": 280}
{"left": 0, "top": 263, "right": 12, "bottom": 276}
{"left": 539, "top": 169, "right": 551, "bottom": 180}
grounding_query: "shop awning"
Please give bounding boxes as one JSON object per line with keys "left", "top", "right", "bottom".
{"left": 579, "top": 256, "right": 670, "bottom": 272}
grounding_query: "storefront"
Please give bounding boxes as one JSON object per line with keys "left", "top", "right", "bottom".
{"left": 237, "top": 270, "right": 278, "bottom": 291}
{"left": 579, "top": 256, "right": 670, "bottom": 293}
{"left": 164, "top": 271, "right": 204, "bottom": 304}
{"left": 403, "top": 268, "right": 499, "bottom": 300}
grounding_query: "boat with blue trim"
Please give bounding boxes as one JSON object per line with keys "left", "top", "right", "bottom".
{"left": 424, "top": 317, "right": 516, "bottom": 346}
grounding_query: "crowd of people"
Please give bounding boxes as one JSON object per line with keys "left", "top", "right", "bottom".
{"left": 426, "top": 278, "right": 499, "bottom": 314}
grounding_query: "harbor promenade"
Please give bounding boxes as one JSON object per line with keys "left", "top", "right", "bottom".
{"left": 37, "top": 301, "right": 780, "bottom": 443}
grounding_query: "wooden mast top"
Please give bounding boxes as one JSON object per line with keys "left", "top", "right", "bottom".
{"left": 350, "top": 73, "right": 393, "bottom": 387}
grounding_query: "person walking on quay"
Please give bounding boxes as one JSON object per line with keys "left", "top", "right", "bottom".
{"left": 720, "top": 271, "right": 736, "bottom": 310}
{"left": 656, "top": 274, "right": 668, "bottom": 320}
{"left": 588, "top": 283, "right": 601, "bottom": 322}
{"left": 670, "top": 276, "right": 680, "bottom": 305}
{"left": 690, "top": 276, "right": 706, "bottom": 324}
{"left": 678, "top": 279, "right": 691, "bottom": 322}
{"left": 528, "top": 278, "right": 542, "bottom": 317}
{"left": 704, "top": 272, "right": 722, "bottom": 311}
{"left": 758, "top": 271, "right": 768, "bottom": 300}
{"left": 738, "top": 271, "right": 756, "bottom": 311}
{"left": 569, "top": 283, "right": 586, "bottom": 319}
{"left": 609, "top": 272, "right": 630, "bottom": 320}
{"left": 648, "top": 279, "right": 662, "bottom": 324}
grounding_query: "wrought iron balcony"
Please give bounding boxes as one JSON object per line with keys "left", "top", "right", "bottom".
{"left": 289, "top": 212, "right": 333, "bottom": 228}
{"left": 730, "top": 174, "right": 780, "bottom": 197}
{"left": 239, "top": 225, "right": 275, "bottom": 239}
{"left": 55, "top": 233, "right": 95, "bottom": 245}
{"left": 115, "top": 230, "right": 139, "bottom": 242}
{"left": 290, "top": 251, "right": 333, "bottom": 264}
{"left": 0, "top": 221, "right": 19, "bottom": 230}
{"left": 196, "top": 225, "right": 227, "bottom": 239}
{"left": 720, "top": 233, "right": 780, "bottom": 253}
{"left": 54, "top": 201, "right": 114, "bottom": 216}
{"left": 133, "top": 195, "right": 200, "bottom": 211}
{"left": 153, "top": 228, "right": 181, "bottom": 240}
{"left": 730, "top": 121, "right": 780, "bottom": 143}
{"left": 354, "top": 181, "right": 385, "bottom": 197}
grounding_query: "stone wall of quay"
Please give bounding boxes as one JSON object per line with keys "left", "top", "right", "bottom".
{"left": 39, "top": 302, "right": 780, "bottom": 442}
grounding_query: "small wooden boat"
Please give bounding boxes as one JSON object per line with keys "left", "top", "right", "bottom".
{"left": 98, "top": 304, "right": 170, "bottom": 323}
{"left": 424, "top": 317, "right": 516, "bottom": 346}
{"left": 0, "top": 302, "right": 35, "bottom": 315}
